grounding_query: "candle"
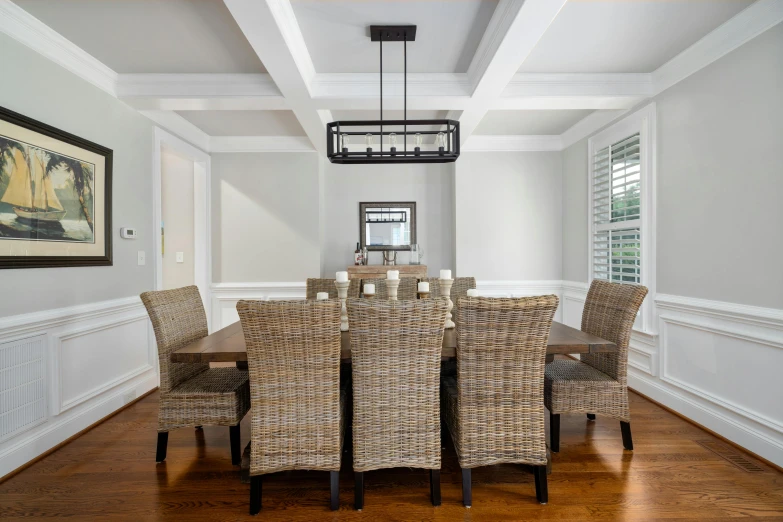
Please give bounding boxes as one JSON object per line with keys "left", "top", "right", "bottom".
{"left": 364, "top": 283, "right": 376, "bottom": 295}
{"left": 418, "top": 282, "right": 430, "bottom": 293}
{"left": 316, "top": 292, "right": 329, "bottom": 300}
{"left": 387, "top": 270, "right": 399, "bottom": 280}
{"left": 467, "top": 289, "right": 479, "bottom": 297}
{"left": 440, "top": 269, "right": 452, "bottom": 280}
{"left": 336, "top": 271, "right": 349, "bottom": 282}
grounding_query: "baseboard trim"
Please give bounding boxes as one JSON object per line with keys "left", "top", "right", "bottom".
{"left": 0, "top": 385, "right": 158, "bottom": 484}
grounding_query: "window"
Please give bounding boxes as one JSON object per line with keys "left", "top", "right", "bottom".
{"left": 588, "top": 104, "right": 656, "bottom": 333}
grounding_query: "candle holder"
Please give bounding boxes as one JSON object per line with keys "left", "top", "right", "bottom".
{"left": 385, "top": 278, "right": 400, "bottom": 301}
{"left": 439, "top": 277, "right": 455, "bottom": 328}
{"left": 335, "top": 280, "right": 350, "bottom": 331}
{"left": 417, "top": 291, "right": 430, "bottom": 300}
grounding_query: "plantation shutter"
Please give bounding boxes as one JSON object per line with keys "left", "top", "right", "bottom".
{"left": 593, "top": 133, "right": 641, "bottom": 284}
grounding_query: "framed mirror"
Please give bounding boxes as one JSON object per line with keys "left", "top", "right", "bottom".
{"left": 359, "top": 202, "right": 416, "bottom": 251}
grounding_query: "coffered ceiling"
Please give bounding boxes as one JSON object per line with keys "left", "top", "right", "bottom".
{"left": 4, "top": 0, "right": 776, "bottom": 153}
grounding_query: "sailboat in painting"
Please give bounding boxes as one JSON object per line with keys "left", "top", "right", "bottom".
{"left": 1, "top": 148, "right": 66, "bottom": 223}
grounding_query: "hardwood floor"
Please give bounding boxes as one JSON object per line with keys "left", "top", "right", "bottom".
{"left": 2, "top": 390, "right": 782, "bottom": 521}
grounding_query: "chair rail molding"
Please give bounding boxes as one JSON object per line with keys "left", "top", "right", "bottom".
{"left": 0, "top": 296, "right": 158, "bottom": 479}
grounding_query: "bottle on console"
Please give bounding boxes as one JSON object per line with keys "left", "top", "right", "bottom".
{"left": 354, "top": 242, "right": 363, "bottom": 265}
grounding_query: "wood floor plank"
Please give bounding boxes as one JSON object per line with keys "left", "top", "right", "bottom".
{"left": 1, "top": 388, "right": 781, "bottom": 520}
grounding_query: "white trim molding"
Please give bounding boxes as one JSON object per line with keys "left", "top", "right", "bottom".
{"left": 0, "top": 296, "right": 158, "bottom": 478}
{"left": 463, "top": 135, "right": 562, "bottom": 152}
{"left": 209, "top": 136, "right": 315, "bottom": 153}
{"left": 210, "top": 282, "right": 307, "bottom": 330}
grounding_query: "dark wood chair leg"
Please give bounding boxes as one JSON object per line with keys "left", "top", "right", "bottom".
{"left": 249, "top": 475, "right": 262, "bottom": 515}
{"left": 534, "top": 465, "right": 548, "bottom": 504}
{"left": 550, "top": 413, "right": 561, "bottom": 453}
{"left": 230, "top": 424, "right": 241, "bottom": 465}
{"left": 430, "top": 469, "right": 441, "bottom": 506}
{"left": 586, "top": 413, "right": 596, "bottom": 420}
{"left": 155, "top": 432, "right": 168, "bottom": 463}
{"left": 461, "top": 467, "right": 472, "bottom": 508}
{"left": 620, "top": 421, "right": 633, "bottom": 450}
{"left": 354, "top": 472, "right": 364, "bottom": 511}
{"left": 330, "top": 471, "right": 340, "bottom": 511}
{"left": 195, "top": 425, "right": 203, "bottom": 429}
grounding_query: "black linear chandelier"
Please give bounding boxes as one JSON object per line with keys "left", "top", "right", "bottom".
{"left": 326, "top": 25, "right": 460, "bottom": 164}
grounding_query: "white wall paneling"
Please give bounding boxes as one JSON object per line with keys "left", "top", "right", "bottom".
{"left": 0, "top": 297, "right": 157, "bottom": 478}
{"left": 210, "top": 283, "right": 306, "bottom": 330}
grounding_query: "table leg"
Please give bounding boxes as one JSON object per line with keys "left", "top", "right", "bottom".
{"left": 545, "top": 354, "right": 555, "bottom": 364}
{"left": 236, "top": 361, "right": 248, "bottom": 370}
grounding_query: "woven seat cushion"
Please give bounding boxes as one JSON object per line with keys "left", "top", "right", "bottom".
{"left": 159, "top": 367, "right": 250, "bottom": 430}
{"left": 545, "top": 359, "right": 616, "bottom": 383}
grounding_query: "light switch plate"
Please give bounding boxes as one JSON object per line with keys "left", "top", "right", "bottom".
{"left": 176, "top": 252, "right": 184, "bottom": 263}
{"left": 137, "top": 251, "right": 146, "bottom": 265}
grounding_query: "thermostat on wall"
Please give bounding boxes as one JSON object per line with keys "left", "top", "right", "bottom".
{"left": 120, "top": 228, "right": 137, "bottom": 239}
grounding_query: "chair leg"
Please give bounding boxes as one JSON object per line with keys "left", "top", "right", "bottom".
{"left": 230, "top": 424, "right": 241, "bottom": 465}
{"left": 620, "top": 421, "right": 633, "bottom": 450}
{"left": 461, "top": 467, "right": 472, "bottom": 508}
{"left": 550, "top": 413, "right": 561, "bottom": 453}
{"left": 354, "top": 472, "right": 364, "bottom": 511}
{"left": 534, "top": 465, "right": 548, "bottom": 504}
{"left": 586, "top": 413, "right": 596, "bottom": 421}
{"left": 430, "top": 469, "right": 441, "bottom": 506}
{"left": 330, "top": 471, "right": 340, "bottom": 511}
{"left": 155, "top": 432, "right": 168, "bottom": 463}
{"left": 249, "top": 475, "right": 262, "bottom": 515}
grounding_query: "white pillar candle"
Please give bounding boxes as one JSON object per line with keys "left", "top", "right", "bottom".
{"left": 336, "top": 271, "right": 349, "bottom": 282}
{"left": 363, "top": 283, "right": 376, "bottom": 295}
{"left": 466, "top": 289, "right": 479, "bottom": 297}
{"left": 316, "top": 292, "right": 329, "bottom": 300}
{"left": 418, "top": 281, "right": 430, "bottom": 293}
{"left": 440, "top": 269, "right": 452, "bottom": 280}
{"left": 387, "top": 270, "right": 400, "bottom": 280}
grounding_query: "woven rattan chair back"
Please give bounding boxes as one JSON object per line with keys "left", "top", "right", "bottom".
{"left": 141, "top": 286, "right": 209, "bottom": 393}
{"left": 422, "top": 277, "right": 476, "bottom": 320}
{"left": 237, "top": 299, "right": 343, "bottom": 475}
{"left": 360, "top": 277, "right": 418, "bottom": 300}
{"left": 453, "top": 295, "right": 559, "bottom": 468}
{"left": 579, "top": 280, "right": 648, "bottom": 386}
{"left": 348, "top": 298, "right": 448, "bottom": 472}
{"left": 306, "top": 277, "right": 360, "bottom": 299}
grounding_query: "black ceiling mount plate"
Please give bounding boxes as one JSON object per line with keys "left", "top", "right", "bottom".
{"left": 370, "top": 25, "right": 417, "bottom": 42}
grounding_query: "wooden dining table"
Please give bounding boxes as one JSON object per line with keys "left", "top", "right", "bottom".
{"left": 171, "top": 320, "right": 617, "bottom": 364}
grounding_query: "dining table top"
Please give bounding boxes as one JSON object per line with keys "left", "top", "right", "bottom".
{"left": 170, "top": 321, "right": 617, "bottom": 364}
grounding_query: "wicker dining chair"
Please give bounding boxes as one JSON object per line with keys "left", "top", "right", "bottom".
{"left": 347, "top": 298, "right": 448, "bottom": 510}
{"left": 360, "top": 277, "right": 418, "bottom": 300}
{"left": 140, "top": 286, "right": 250, "bottom": 465}
{"left": 545, "top": 280, "right": 647, "bottom": 452}
{"left": 442, "top": 295, "right": 559, "bottom": 506}
{"left": 237, "top": 299, "right": 346, "bottom": 514}
{"left": 306, "top": 277, "right": 360, "bottom": 299}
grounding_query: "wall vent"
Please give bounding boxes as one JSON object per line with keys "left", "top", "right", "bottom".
{"left": 0, "top": 334, "right": 47, "bottom": 443}
{"left": 696, "top": 440, "right": 766, "bottom": 473}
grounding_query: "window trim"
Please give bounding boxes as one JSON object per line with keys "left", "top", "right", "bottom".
{"left": 587, "top": 103, "right": 657, "bottom": 334}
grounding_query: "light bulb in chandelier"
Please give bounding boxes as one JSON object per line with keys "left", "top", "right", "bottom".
{"left": 436, "top": 132, "right": 446, "bottom": 155}
{"left": 365, "top": 133, "right": 374, "bottom": 157}
{"left": 389, "top": 132, "right": 398, "bottom": 154}
{"left": 414, "top": 132, "right": 422, "bottom": 155}
{"left": 340, "top": 133, "right": 349, "bottom": 153}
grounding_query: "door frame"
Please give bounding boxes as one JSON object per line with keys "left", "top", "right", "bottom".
{"left": 152, "top": 126, "right": 212, "bottom": 329}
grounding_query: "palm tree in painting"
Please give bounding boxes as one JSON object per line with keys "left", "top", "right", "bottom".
{"left": 0, "top": 137, "right": 26, "bottom": 190}
{"left": 45, "top": 153, "right": 94, "bottom": 232}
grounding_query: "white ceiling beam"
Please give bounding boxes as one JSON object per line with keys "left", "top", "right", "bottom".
{"left": 210, "top": 136, "right": 315, "bottom": 153}
{"left": 463, "top": 135, "right": 562, "bottom": 152}
{"left": 223, "top": 0, "right": 331, "bottom": 154}
{"left": 456, "top": 0, "right": 569, "bottom": 144}
{"left": 139, "top": 110, "right": 211, "bottom": 152}
{"left": 117, "top": 74, "right": 288, "bottom": 111}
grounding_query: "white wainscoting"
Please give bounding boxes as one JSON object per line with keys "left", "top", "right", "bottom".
{"left": 561, "top": 281, "right": 783, "bottom": 467}
{"left": 210, "top": 282, "right": 307, "bottom": 330}
{"left": 0, "top": 297, "right": 158, "bottom": 478}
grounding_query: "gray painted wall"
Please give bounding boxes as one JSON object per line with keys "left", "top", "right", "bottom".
{"left": 211, "top": 152, "right": 321, "bottom": 282}
{"left": 322, "top": 162, "right": 455, "bottom": 277}
{"left": 0, "top": 33, "right": 155, "bottom": 317}
{"left": 456, "top": 152, "right": 562, "bottom": 281}
{"left": 561, "top": 24, "right": 783, "bottom": 309}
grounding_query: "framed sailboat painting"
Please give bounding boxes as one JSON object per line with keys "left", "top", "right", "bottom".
{"left": 0, "top": 106, "right": 112, "bottom": 268}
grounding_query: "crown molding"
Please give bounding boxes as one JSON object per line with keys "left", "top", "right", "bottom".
{"left": 653, "top": 0, "right": 783, "bottom": 95}
{"left": 0, "top": 0, "right": 118, "bottom": 96}
{"left": 209, "top": 136, "right": 315, "bottom": 153}
{"left": 560, "top": 109, "right": 628, "bottom": 149}
{"left": 463, "top": 135, "right": 562, "bottom": 152}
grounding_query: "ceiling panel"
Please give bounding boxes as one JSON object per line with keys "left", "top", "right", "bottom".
{"left": 474, "top": 110, "right": 594, "bottom": 135}
{"left": 15, "top": 0, "right": 266, "bottom": 73}
{"left": 291, "top": 0, "right": 497, "bottom": 73}
{"left": 177, "top": 111, "right": 305, "bottom": 136}
{"left": 518, "top": 0, "right": 752, "bottom": 73}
